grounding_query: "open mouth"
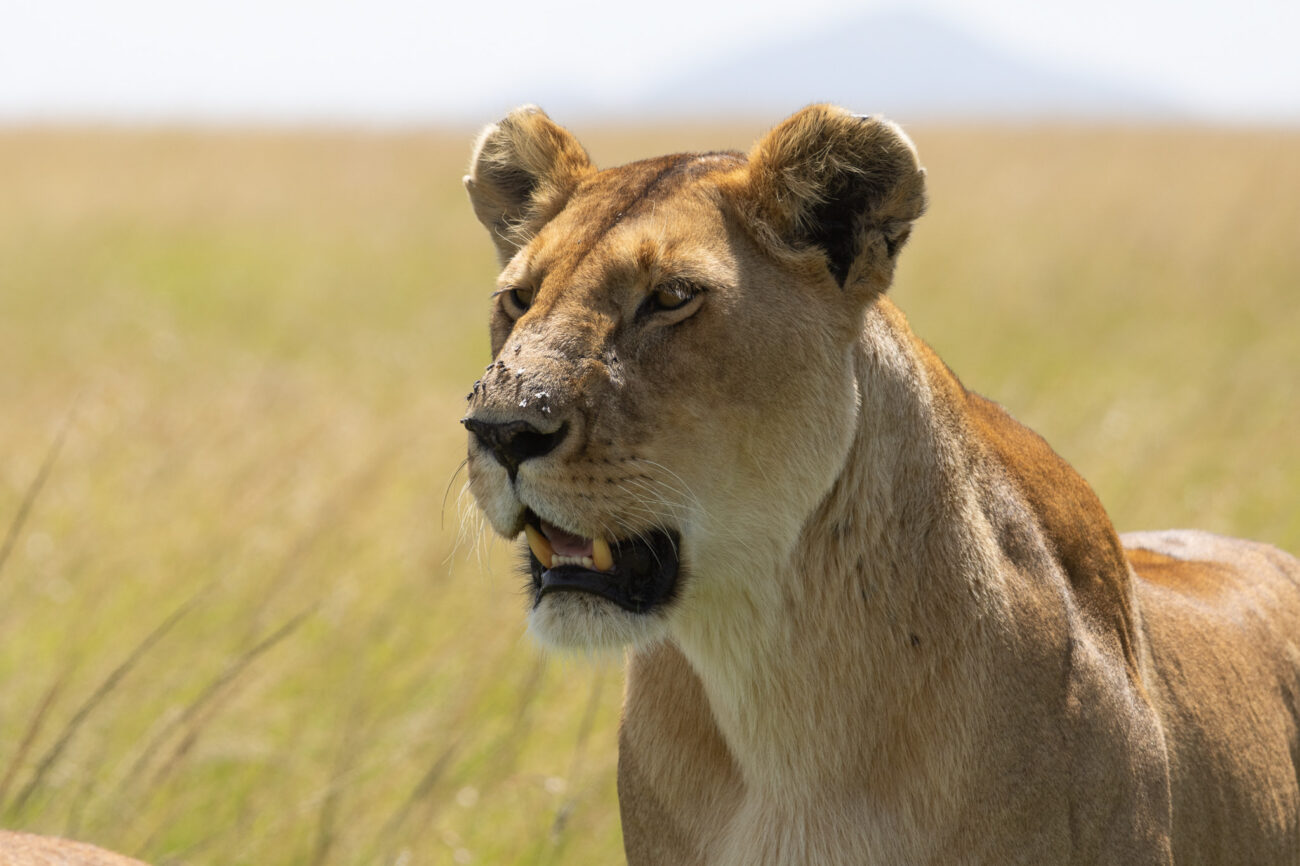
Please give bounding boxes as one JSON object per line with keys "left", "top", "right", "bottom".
{"left": 522, "top": 510, "right": 681, "bottom": 614}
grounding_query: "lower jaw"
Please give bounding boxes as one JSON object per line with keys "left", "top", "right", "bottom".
{"left": 533, "top": 567, "right": 660, "bottom": 614}
{"left": 527, "top": 590, "right": 673, "bottom": 651}
{"left": 525, "top": 526, "right": 682, "bottom": 615}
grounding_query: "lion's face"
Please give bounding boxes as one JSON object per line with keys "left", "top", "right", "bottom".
{"left": 462, "top": 106, "right": 925, "bottom": 649}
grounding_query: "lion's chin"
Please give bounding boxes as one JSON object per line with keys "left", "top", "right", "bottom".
{"left": 527, "top": 593, "right": 672, "bottom": 651}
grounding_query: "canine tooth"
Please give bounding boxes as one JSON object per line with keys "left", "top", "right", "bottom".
{"left": 524, "top": 524, "right": 554, "bottom": 569}
{"left": 592, "top": 536, "right": 614, "bottom": 571}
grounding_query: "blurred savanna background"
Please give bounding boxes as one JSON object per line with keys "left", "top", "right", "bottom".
{"left": 2, "top": 1, "right": 1298, "bottom": 864}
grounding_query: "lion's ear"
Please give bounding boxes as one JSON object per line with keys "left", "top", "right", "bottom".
{"left": 739, "top": 104, "right": 927, "bottom": 297}
{"left": 464, "top": 106, "right": 596, "bottom": 265}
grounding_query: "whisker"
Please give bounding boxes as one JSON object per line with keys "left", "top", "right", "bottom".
{"left": 440, "top": 458, "right": 469, "bottom": 532}
{"left": 602, "top": 501, "right": 676, "bottom": 570}
{"left": 619, "top": 478, "right": 690, "bottom": 526}
{"left": 630, "top": 458, "right": 702, "bottom": 507}
{"left": 444, "top": 481, "right": 484, "bottom": 572}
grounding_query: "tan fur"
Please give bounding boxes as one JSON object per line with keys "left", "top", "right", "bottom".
{"left": 462, "top": 104, "right": 1300, "bottom": 864}
{"left": 0, "top": 832, "right": 148, "bottom": 866}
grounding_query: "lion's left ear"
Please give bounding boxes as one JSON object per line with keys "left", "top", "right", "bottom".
{"left": 736, "top": 104, "right": 927, "bottom": 297}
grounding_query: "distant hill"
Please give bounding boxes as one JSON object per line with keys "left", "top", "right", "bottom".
{"left": 591, "top": 9, "right": 1188, "bottom": 123}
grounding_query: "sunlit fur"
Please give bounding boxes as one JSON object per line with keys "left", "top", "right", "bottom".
{"left": 463, "top": 104, "right": 1300, "bottom": 865}
{"left": 0, "top": 831, "right": 148, "bottom": 865}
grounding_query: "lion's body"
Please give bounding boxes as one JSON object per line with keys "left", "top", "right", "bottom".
{"left": 462, "top": 105, "right": 1300, "bottom": 864}
{"left": 618, "top": 300, "right": 1300, "bottom": 865}
{"left": 0, "top": 831, "right": 148, "bottom": 866}
{"left": 1130, "top": 531, "right": 1300, "bottom": 864}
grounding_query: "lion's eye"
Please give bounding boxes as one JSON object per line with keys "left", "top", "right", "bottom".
{"left": 501, "top": 286, "right": 535, "bottom": 317}
{"left": 650, "top": 287, "right": 691, "bottom": 311}
{"left": 641, "top": 282, "right": 703, "bottom": 319}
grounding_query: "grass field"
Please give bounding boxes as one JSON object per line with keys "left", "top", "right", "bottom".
{"left": 1, "top": 119, "right": 1297, "bottom": 865}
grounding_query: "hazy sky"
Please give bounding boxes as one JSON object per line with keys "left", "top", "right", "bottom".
{"left": 3, "top": 0, "right": 1298, "bottom": 124}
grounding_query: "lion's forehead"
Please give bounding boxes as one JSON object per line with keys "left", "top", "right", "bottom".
{"left": 513, "top": 152, "right": 743, "bottom": 296}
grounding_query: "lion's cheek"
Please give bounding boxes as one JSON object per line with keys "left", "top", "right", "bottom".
{"left": 632, "top": 351, "right": 857, "bottom": 587}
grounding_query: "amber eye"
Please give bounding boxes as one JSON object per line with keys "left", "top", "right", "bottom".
{"left": 641, "top": 281, "right": 706, "bottom": 320}
{"left": 650, "top": 286, "right": 691, "bottom": 310}
{"left": 501, "top": 286, "right": 535, "bottom": 317}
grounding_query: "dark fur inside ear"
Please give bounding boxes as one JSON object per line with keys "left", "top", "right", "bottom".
{"left": 739, "top": 105, "right": 928, "bottom": 295}
{"left": 807, "top": 172, "right": 874, "bottom": 286}
{"left": 464, "top": 106, "right": 595, "bottom": 264}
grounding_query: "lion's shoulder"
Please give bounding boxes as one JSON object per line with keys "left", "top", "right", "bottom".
{"left": 957, "top": 384, "right": 1141, "bottom": 671}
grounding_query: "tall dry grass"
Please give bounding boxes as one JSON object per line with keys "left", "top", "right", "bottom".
{"left": 0, "top": 120, "right": 1296, "bottom": 865}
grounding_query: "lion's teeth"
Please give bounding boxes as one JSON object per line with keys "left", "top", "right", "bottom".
{"left": 527, "top": 524, "right": 614, "bottom": 572}
{"left": 592, "top": 536, "right": 614, "bottom": 571}
{"left": 524, "top": 524, "right": 554, "bottom": 569}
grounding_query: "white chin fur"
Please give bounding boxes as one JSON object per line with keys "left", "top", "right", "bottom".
{"left": 527, "top": 593, "right": 670, "bottom": 652}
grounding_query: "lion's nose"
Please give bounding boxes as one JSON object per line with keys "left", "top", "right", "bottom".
{"left": 463, "top": 417, "right": 568, "bottom": 476}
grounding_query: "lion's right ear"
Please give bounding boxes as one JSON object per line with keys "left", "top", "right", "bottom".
{"left": 731, "top": 104, "right": 927, "bottom": 301}
{"left": 464, "top": 106, "right": 595, "bottom": 265}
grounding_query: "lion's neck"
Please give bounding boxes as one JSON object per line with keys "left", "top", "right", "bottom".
{"left": 668, "top": 299, "right": 1002, "bottom": 815}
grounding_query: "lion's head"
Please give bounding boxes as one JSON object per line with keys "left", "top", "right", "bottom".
{"left": 462, "top": 105, "right": 926, "bottom": 649}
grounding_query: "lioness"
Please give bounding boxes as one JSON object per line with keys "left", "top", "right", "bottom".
{"left": 461, "top": 105, "right": 1300, "bottom": 865}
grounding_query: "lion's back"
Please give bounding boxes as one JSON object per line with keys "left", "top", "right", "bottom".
{"left": 1125, "top": 529, "right": 1300, "bottom": 865}
{"left": 0, "top": 831, "right": 148, "bottom": 866}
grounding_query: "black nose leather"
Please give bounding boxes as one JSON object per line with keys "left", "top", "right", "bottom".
{"left": 463, "top": 418, "right": 567, "bottom": 476}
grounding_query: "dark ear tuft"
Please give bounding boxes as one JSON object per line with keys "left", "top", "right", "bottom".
{"left": 737, "top": 105, "right": 927, "bottom": 297}
{"left": 464, "top": 106, "right": 596, "bottom": 265}
{"left": 807, "top": 170, "right": 874, "bottom": 285}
